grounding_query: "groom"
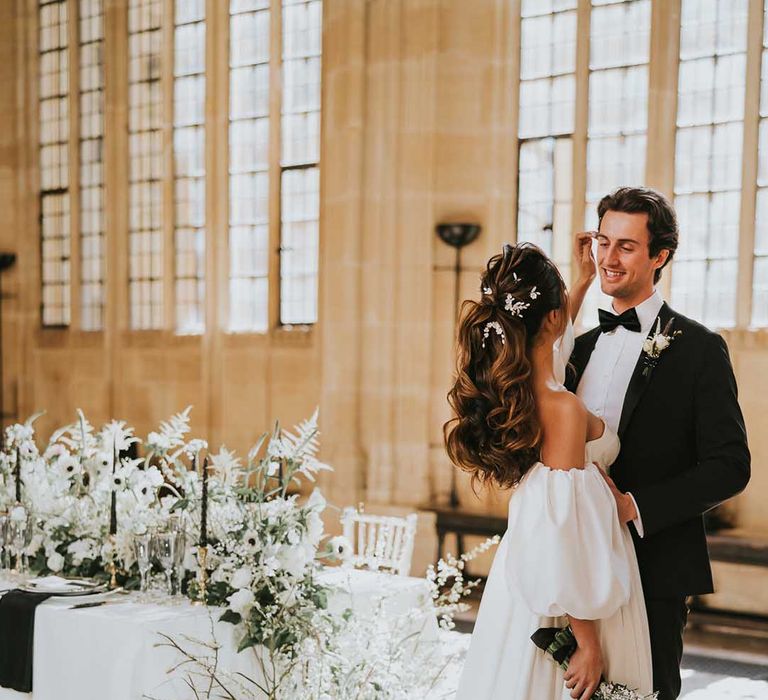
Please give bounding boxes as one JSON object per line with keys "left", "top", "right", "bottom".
{"left": 565, "top": 186, "right": 751, "bottom": 700}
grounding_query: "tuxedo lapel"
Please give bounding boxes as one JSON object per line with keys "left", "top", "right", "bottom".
{"left": 617, "top": 302, "right": 675, "bottom": 439}
{"left": 566, "top": 327, "right": 601, "bottom": 392}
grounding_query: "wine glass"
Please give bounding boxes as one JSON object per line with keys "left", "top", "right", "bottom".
{"left": 133, "top": 532, "right": 152, "bottom": 599}
{"left": 0, "top": 513, "right": 9, "bottom": 571}
{"left": 9, "top": 516, "right": 28, "bottom": 577}
{"left": 173, "top": 526, "right": 187, "bottom": 597}
{"left": 152, "top": 532, "right": 176, "bottom": 598}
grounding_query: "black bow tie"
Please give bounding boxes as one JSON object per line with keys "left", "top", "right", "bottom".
{"left": 598, "top": 307, "right": 641, "bottom": 333}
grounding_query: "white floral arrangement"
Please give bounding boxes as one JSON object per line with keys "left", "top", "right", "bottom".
{"left": 158, "top": 537, "right": 499, "bottom": 699}
{"left": 1, "top": 407, "right": 493, "bottom": 698}
{"left": 3, "top": 411, "right": 171, "bottom": 579}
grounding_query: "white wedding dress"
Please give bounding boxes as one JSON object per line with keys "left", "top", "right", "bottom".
{"left": 455, "top": 322, "right": 653, "bottom": 700}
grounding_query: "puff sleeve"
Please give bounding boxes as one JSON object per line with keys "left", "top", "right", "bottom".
{"left": 505, "top": 464, "right": 632, "bottom": 620}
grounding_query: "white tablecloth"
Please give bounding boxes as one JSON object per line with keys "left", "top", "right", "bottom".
{"left": 0, "top": 569, "right": 436, "bottom": 700}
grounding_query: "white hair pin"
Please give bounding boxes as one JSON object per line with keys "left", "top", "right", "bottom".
{"left": 481, "top": 321, "right": 505, "bottom": 348}
{"left": 504, "top": 294, "right": 530, "bottom": 317}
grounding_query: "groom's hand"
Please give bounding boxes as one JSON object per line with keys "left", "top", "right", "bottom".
{"left": 599, "top": 471, "right": 638, "bottom": 523}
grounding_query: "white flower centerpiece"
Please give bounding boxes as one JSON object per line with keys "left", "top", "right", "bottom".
{"left": 182, "top": 410, "right": 335, "bottom": 661}
{"left": 12, "top": 411, "right": 172, "bottom": 581}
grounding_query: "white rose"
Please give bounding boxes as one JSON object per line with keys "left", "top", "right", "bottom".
{"left": 47, "top": 552, "right": 65, "bottom": 572}
{"left": 277, "top": 544, "right": 309, "bottom": 578}
{"left": 143, "top": 466, "right": 165, "bottom": 488}
{"left": 211, "top": 567, "right": 229, "bottom": 584}
{"left": 67, "top": 539, "right": 93, "bottom": 566}
{"left": 262, "top": 556, "right": 279, "bottom": 577}
{"left": 655, "top": 336, "right": 670, "bottom": 350}
{"left": 10, "top": 505, "right": 27, "bottom": 522}
{"left": 227, "top": 588, "right": 255, "bottom": 617}
{"left": 231, "top": 567, "right": 253, "bottom": 590}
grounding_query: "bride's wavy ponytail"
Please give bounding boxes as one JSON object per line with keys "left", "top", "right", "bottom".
{"left": 443, "top": 243, "right": 567, "bottom": 490}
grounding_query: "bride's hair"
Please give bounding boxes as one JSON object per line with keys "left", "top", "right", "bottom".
{"left": 444, "top": 242, "right": 567, "bottom": 490}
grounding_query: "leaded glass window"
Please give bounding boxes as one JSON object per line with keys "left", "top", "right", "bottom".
{"left": 672, "top": 0, "right": 747, "bottom": 329}
{"left": 79, "top": 0, "right": 105, "bottom": 331}
{"left": 228, "top": 0, "right": 271, "bottom": 332}
{"left": 39, "top": 0, "right": 70, "bottom": 327}
{"left": 517, "top": 0, "right": 577, "bottom": 283}
{"left": 280, "top": 0, "right": 321, "bottom": 325}
{"left": 128, "top": 0, "right": 164, "bottom": 330}
{"left": 173, "top": 0, "right": 206, "bottom": 334}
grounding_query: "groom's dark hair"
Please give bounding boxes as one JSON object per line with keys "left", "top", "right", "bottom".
{"left": 597, "top": 186, "right": 679, "bottom": 284}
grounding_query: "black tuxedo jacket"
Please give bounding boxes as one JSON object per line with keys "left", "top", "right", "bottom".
{"left": 566, "top": 302, "right": 750, "bottom": 598}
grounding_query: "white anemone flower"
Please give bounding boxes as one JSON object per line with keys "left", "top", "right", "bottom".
{"left": 242, "top": 529, "right": 261, "bottom": 554}
{"left": 328, "top": 536, "right": 353, "bottom": 562}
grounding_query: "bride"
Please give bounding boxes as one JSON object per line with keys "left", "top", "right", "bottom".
{"left": 444, "top": 242, "right": 653, "bottom": 700}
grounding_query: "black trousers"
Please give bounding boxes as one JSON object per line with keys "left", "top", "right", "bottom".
{"left": 646, "top": 597, "right": 689, "bottom": 700}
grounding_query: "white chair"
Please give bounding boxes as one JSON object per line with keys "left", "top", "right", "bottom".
{"left": 340, "top": 507, "right": 418, "bottom": 576}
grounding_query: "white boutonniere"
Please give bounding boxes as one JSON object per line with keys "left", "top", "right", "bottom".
{"left": 641, "top": 317, "right": 682, "bottom": 377}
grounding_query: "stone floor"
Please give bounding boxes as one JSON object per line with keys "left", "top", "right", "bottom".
{"left": 680, "top": 652, "right": 768, "bottom": 698}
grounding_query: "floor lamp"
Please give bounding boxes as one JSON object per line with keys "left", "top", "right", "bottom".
{"left": 435, "top": 223, "right": 481, "bottom": 508}
{"left": 0, "top": 253, "right": 17, "bottom": 445}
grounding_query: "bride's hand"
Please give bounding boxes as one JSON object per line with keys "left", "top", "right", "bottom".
{"left": 574, "top": 231, "right": 597, "bottom": 286}
{"left": 563, "top": 641, "right": 603, "bottom": 700}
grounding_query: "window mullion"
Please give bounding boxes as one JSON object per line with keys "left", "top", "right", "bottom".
{"left": 736, "top": 0, "right": 765, "bottom": 327}
{"left": 571, "top": 0, "right": 591, "bottom": 299}
{"left": 268, "top": 0, "right": 282, "bottom": 331}
{"left": 162, "top": 0, "right": 175, "bottom": 331}
{"left": 68, "top": 0, "right": 81, "bottom": 331}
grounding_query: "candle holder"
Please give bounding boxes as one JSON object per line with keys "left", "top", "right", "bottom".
{"left": 107, "top": 534, "right": 119, "bottom": 590}
{"left": 195, "top": 545, "right": 208, "bottom": 605}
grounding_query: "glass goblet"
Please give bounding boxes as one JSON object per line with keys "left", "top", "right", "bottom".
{"left": 133, "top": 532, "right": 152, "bottom": 599}
{"left": 152, "top": 532, "right": 177, "bottom": 598}
{"left": 173, "top": 528, "right": 186, "bottom": 597}
{"left": 9, "top": 516, "right": 28, "bottom": 577}
{"left": 0, "top": 514, "right": 9, "bottom": 571}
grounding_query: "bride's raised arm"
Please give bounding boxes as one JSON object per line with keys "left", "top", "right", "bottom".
{"left": 569, "top": 231, "right": 598, "bottom": 322}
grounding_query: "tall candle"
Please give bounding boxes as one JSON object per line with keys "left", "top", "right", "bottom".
{"left": 109, "top": 441, "right": 118, "bottom": 536}
{"left": 14, "top": 447, "right": 21, "bottom": 503}
{"left": 200, "top": 456, "right": 208, "bottom": 547}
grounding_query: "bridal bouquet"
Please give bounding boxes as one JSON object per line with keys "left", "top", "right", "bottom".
{"left": 531, "top": 626, "right": 658, "bottom": 700}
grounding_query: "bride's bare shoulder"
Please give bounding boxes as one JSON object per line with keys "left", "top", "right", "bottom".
{"left": 540, "top": 390, "right": 587, "bottom": 424}
{"left": 538, "top": 392, "right": 588, "bottom": 470}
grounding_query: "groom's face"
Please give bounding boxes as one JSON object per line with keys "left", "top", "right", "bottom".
{"left": 596, "top": 210, "right": 657, "bottom": 302}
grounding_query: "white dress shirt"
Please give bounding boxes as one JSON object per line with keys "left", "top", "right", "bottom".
{"left": 576, "top": 289, "right": 664, "bottom": 537}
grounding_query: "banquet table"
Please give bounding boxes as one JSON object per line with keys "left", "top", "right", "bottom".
{"left": 0, "top": 569, "right": 437, "bottom": 700}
